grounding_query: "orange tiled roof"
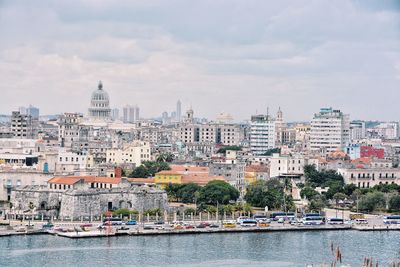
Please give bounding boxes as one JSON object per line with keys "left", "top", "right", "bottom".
{"left": 156, "top": 170, "right": 182, "bottom": 175}
{"left": 48, "top": 177, "right": 82, "bottom": 185}
{"left": 351, "top": 157, "right": 372, "bottom": 165}
{"left": 245, "top": 165, "right": 269, "bottom": 173}
{"left": 181, "top": 175, "right": 225, "bottom": 186}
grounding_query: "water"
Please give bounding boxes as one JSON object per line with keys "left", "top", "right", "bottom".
{"left": 1, "top": 231, "right": 400, "bottom": 266}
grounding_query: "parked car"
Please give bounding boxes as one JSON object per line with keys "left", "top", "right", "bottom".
{"left": 126, "top": 220, "right": 137, "bottom": 225}
{"left": 42, "top": 223, "right": 54, "bottom": 229}
{"left": 236, "top": 216, "right": 250, "bottom": 224}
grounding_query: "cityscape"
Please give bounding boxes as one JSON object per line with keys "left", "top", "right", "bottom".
{"left": 1, "top": 1, "right": 400, "bottom": 267}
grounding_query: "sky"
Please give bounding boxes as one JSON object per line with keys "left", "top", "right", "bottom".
{"left": 0, "top": 0, "right": 399, "bottom": 122}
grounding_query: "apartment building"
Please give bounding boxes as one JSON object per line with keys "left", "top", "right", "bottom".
{"left": 310, "top": 108, "right": 350, "bottom": 154}
{"left": 249, "top": 114, "right": 276, "bottom": 155}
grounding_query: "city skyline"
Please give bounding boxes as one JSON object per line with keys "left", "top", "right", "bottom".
{"left": 0, "top": 0, "right": 399, "bottom": 121}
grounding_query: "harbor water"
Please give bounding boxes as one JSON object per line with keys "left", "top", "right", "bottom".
{"left": 1, "top": 230, "right": 399, "bottom": 266}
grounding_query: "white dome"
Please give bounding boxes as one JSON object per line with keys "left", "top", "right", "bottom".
{"left": 88, "top": 81, "right": 111, "bottom": 120}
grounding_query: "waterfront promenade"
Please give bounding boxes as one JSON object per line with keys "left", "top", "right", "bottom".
{"left": 2, "top": 218, "right": 400, "bottom": 239}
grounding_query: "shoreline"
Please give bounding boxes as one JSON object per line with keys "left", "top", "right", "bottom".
{"left": 4, "top": 224, "right": 400, "bottom": 239}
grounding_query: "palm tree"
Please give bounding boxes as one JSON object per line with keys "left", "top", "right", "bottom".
{"left": 333, "top": 192, "right": 347, "bottom": 218}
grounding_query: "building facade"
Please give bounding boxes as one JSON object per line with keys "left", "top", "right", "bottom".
{"left": 249, "top": 114, "right": 276, "bottom": 155}
{"left": 310, "top": 108, "right": 350, "bottom": 154}
{"left": 88, "top": 81, "right": 111, "bottom": 120}
{"left": 106, "top": 141, "right": 151, "bottom": 167}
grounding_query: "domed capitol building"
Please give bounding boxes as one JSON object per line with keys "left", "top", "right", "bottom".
{"left": 88, "top": 81, "right": 111, "bottom": 120}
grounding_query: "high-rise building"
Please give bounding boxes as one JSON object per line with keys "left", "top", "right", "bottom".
{"left": 350, "top": 121, "right": 366, "bottom": 141}
{"left": 88, "top": 81, "right": 111, "bottom": 120}
{"left": 11, "top": 111, "right": 36, "bottom": 139}
{"left": 310, "top": 107, "right": 350, "bottom": 154}
{"left": 161, "top": 111, "right": 169, "bottom": 124}
{"left": 176, "top": 100, "right": 182, "bottom": 122}
{"left": 249, "top": 114, "right": 276, "bottom": 155}
{"left": 123, "top": 105, "right": 135, "bottom": 123}
{"left": 111, "top": 108, "right": 119, "bottom": 121}
{"left": 26, "top": 105, "right": 39, "bottom": 120}
{"left": 135, "top": 105, "right": 140, "bottom": 122}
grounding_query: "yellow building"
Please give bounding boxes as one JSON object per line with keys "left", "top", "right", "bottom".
{"left": 154, "top": 171, "right": 183, "bottom": 187}
{"left": 154, "top": 168, "right": 225, "bottom": 188}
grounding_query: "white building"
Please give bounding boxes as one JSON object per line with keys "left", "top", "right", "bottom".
{"left": 177, "top": 109, "right": 243, "bottom": 147}
{"left": 350, "top": 121, "right": 366, "bottom": 141}
{"left": 269, "top": 153, "right": 305, "bottom": 179}
{"left": 372, "top": 122, "right": 399, "bottom": 139}
{"left": 88, "top": 81, "right": 111, "bottom": 120}
{"left": 106, "top": 140, "right": 151, "bottom": 167}
{"left": 249, "top": 114, "right": 276, "bottom": 155}
{"left": 310, "top": 107, "right": 350, "bottom": 154}
{"left": 56, "top": 150, "right": 89, "bottom": 174}
{"left": 58, "top": 113, "right": 83, "bottom": 148}
{"left": 338, "top": 168, "right": 400, "bottom": 188}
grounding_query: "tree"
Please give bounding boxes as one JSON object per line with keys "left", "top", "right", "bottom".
{"left": 156, "top": 153, "right": 175, "bottom": 163}
{"left": 165, "top": 184, "right": 183, "bottom": 202}
{"left": 184, "top": 207, "right": 196, "bottom": 215}
{"left": 223, "top": 204, "right": 235, "bottom": 215}
{"left": 244, "top": 179, "right": 294, "bottom": 210}
{"left": 325, "top": 181, "right": 345, "bottom": 199}
{"left": 198, "top": 180, "right": 239, "bottom": 205}
{"left": 128, "top": 161, "right": 171, "bottom": 178}
{"left": 343, "top": 184, "right": 357, "bottom": 196}
{"left": 177, "top": 183, "right": 202, "bottom": 204}
{"left": 304, "top": 164, "right": 344, "bottom": 189}
{"left": 300, "top": 187, "right": 319, "bottom": 200}
{"left": 358, "top": 191, "right": 386, "bottom": 212}
{"left": 389, "top": 195, "right": 400, "bottom": 212}
{"left": 308, "top": 198, "right": 326, "bottom": 212}
{"left": 129, "top": 165, "right": 149, "bottom": 178}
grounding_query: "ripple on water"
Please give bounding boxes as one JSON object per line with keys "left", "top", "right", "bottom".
{"left": 0, "top": 231, "right": 400, "bottom": 267}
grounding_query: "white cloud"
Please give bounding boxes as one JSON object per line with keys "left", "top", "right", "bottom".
{"left": 0, "top": 0, "right": 399, "bottom": 121}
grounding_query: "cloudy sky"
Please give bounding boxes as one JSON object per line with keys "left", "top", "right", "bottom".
{"left": 0, "top": 0, "right": 399, "bottom": 122}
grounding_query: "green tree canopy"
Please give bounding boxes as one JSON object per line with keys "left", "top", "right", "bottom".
{"left": 304, "top": 164, "right": 344, "bottom": 188}
{"left": 244, "top": 179, "right": 294, "bottom": 210}
{"left": 300, "top": 186, "right": 319, "bottom": 200}
{"left": 358, "top": 191, "right": 386, "bottom": 212}
{"left": 198, "top": 180, "right": 239, "bottom": 205}
{"left": 156, "top": 153, "right": 175, "bottom": 163}
{"left": 177, "top": 183, "right": 202, "bottom": 204}
{"left": 128, "top": 161, "right": 171, "bottom": 178}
